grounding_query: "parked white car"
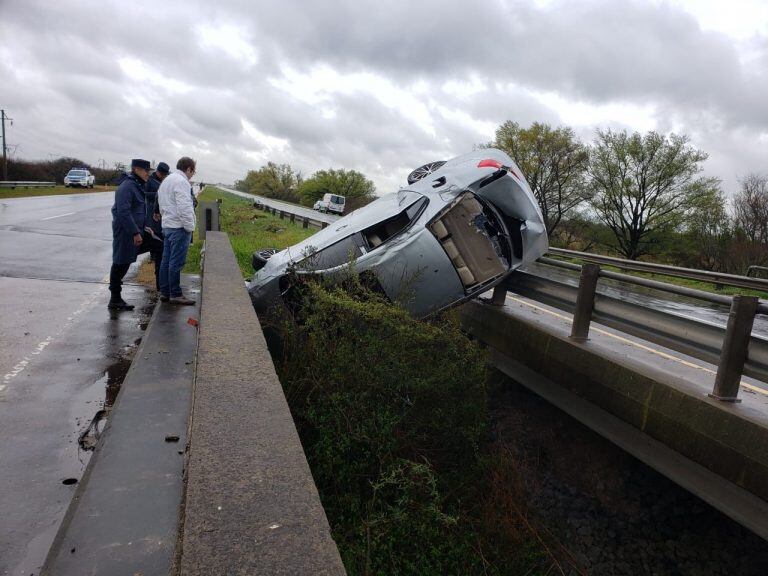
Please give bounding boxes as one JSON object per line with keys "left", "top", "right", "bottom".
{"left": 64, "top": 168, "right": 95, "bottom": 188}
{"left": 313, "top": 193, "right": 345, "bottom": 215}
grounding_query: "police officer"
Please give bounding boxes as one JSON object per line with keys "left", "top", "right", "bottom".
{"left": 108, "top": 158, "right": 150, "bottom": 311}
{"left": 144, "top": 162, "right": 170, "bottom": 290}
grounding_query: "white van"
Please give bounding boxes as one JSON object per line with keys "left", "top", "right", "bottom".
{"left": 313, "top": 193, "right": 346, "bottom": 215}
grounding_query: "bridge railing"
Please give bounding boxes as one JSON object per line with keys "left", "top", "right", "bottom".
{"left": 495, "top": 257, "right": 767, "bottom": 403}
{"left": 549, "top": 247, "right": 768, "bottom": 292}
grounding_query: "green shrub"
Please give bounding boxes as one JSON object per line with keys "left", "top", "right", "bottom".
{"left": 275, "top": 278, "right": 490, "bottom": 574}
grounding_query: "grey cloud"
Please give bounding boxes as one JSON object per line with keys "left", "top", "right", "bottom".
{"left": 0, "top": 0, "right": 766, "bottom": 192}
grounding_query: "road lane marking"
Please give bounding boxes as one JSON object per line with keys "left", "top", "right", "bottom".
{"left": 1, "top": 286, "right": 102, "bottom": 393}
{"left": 41, "top": 211, "right": 76, "bottom": 220}
{"left": 504, "top": 294, "right": 768, "bottom": 397}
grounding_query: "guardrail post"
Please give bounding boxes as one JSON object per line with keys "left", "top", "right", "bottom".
{"left": 279, "top": 210, "right": 285, "bottom": 220}
{"left": 321, "top": 222, "right": 328, "bottom": 229}
{"left": 271, "top": 208, "right": 276, "bottom": 216}
{"left": 290, "top": 213, "right": 295, "bottom": 224}
{"left": 302, "top": 217, "right": 309, "bottom": 229}
{"left": 570, "top": 263, "right": 600, "bottom": 342}
{"left": 490, "top": 284, "right": 507, "bottom": 306}
{"left": 709, "top": 295, "right": 758, "bottom": 402}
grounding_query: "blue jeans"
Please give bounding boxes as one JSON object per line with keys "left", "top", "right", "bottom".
{"left": 159, "top": 227, "right": 192, "bottom": 297}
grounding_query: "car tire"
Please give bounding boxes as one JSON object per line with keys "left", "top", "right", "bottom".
{"left": 407, "top": 161, "right": 446, "bottom": 184}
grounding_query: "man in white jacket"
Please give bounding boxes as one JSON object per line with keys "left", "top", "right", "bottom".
{"left": 157, "top": 156, "right": 197, "bottom": 305}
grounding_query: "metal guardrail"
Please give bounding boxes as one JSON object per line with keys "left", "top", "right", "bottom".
{"left": 747, "top": 266, "right": 768, "bottom": 279}
{"left": 496, "top": 258, "right": 765, "bottom": 401}
{"left": 253, "top": 200, "right": 328, "bottom": 230}
{"left": 549, "top": 247, "right": 768, "bottom": 292}
{"left": 0, "top": 181, "right": 56, "bottom": 188}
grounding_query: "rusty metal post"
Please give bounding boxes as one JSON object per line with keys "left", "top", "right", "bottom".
{"left": 710, "top": 295, "right": 758, "bottom": 402}
{"left": 302, "top": 217, "right": 308, "bottom": 229}
{"left": 570, "top": 263, "right": 600, "bottom": 342}
{"left": 490, "top": 283, "right": 507, "bottom": 306}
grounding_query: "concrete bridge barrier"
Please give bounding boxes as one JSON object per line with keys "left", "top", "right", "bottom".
{"left": 178, "top": 231, "right": 345, "bottom": 574}
{"left": 462, "top": 297, "right": 768, "bottom": 541}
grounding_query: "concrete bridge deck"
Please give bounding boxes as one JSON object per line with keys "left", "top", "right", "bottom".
{"left": 462, "top": 292, "right": 768, "bottom": 541}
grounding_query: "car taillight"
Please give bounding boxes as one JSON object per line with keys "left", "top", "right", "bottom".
{"left": 477, "top": 159, "right": 519, "bottom": 180}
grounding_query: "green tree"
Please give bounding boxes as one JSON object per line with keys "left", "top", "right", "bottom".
{"left": 676, "top": 186, "right": 731, "bottom": 270}
{"left": 298, "top": 168, "right": 375, "bottom": 211}
{"left": 492, "top": 121, "right": 590, "bottom": 235}
{"left": 588, "top": 129, "right": 717, "bottom": 260}
{"left": 235, "top": 162, "right": 302, "bottom": 203}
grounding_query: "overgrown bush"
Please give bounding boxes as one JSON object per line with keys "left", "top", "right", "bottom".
{"left": 273, "top": 277, "right": 492, "bottom": 573}
{"left": 267, "top": 274, "right": 571, "bottom": 574}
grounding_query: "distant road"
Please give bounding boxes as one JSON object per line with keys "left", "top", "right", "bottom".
{"left": 217, "top": 186, "right": 341, "bottom": 225}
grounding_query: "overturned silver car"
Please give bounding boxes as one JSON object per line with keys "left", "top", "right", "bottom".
{"left": 248, "top": 149, "right": 548, "bottom": 317}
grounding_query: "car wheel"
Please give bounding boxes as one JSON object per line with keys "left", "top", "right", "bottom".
{"left": 407, "top": 161, "right": 446, "bottom": 184}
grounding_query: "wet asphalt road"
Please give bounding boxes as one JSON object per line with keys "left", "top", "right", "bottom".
{"left": 0, "top": 192, "right": 152, "bottom": 575}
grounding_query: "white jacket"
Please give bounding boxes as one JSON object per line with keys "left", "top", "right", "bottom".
{"left": 158, "top": 169, "right": 196, "bottom": 232}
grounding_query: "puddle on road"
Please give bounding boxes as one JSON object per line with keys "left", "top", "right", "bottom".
{"left": 77, "top": 356, "right": 133, "bottom": 451}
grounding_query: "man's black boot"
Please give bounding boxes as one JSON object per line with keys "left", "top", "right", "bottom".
{"left": 108, "top": 293, "right": 134, "bottom": 311}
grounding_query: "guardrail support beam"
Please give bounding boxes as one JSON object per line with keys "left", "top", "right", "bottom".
{"left": 570, "top": 263, "right": 600, "bottom": 342}
{"left": 302, "top": 217, "right": 309, "bottom": 229}
{"left": 710, "top": 295, "right": 758, "bottom": 402}
{"left": 321, "top": 221, "right": 328, "bottom": 229}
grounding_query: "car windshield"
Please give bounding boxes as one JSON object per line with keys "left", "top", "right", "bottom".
{"left": 68, "top": 170, "right": 86, "bottom": 176}
{"left": 330, "top": 195, "right": 344, "bottom": 204}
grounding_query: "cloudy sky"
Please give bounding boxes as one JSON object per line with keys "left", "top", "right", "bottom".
{"left": 1, "top": 0, "right": 766, "bottom": 195}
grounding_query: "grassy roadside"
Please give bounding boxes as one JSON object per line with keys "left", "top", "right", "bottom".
{"left": 0, "top": 185, "right": 115, "bottom": 199}
{"left": 184, "top": 187, "right": 316, "bottom": 277}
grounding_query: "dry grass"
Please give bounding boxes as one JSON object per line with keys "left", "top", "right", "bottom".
{"left": 136, "top": 259, "right": 157, "bottom": 287}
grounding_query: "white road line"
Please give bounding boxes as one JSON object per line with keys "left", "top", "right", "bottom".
{"left": 0, "top": 286, "right": 102, "bottom": 393}
{"left": 41, "top": 211, "right": 76, "bottom": 221}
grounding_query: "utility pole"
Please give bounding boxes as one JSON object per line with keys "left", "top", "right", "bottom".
{"left": 1, "top": 110, "right": 8, "bottom": 181}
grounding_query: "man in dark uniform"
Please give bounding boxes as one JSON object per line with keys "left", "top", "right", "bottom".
{"left": 144, "top": 162, "right": 170, "bottom": 290}
{"left": 108, "top": 158, "right": 151, "bottom": 311}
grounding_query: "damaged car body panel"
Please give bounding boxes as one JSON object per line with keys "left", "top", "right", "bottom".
{"left": 248, "top": 148, "right": 548, "bottom": 317}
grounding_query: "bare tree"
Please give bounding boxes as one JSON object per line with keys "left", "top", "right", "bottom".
{"left": 588, "top": 129, "right": 717, "bottom": 260}
{"left": 492, "top": 121, "right": 590, "bottom": 235}
{"left": 733, "top": 173, "right": 768, "bottom": 243}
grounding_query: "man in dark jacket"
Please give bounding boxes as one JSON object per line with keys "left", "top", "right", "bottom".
{"left": 108, "top": 159, "right": 151, "bottom": 310}
{"left": 143, "top": 162, "right": 170, "bottom": 290}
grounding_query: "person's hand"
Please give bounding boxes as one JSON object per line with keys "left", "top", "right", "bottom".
{"left": 133, "top": 233, "right": 143, "bottom": 246}
{"left": 153, "top": 213, "right": 161, "bottom": 222}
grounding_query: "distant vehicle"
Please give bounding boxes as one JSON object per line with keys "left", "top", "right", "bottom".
{"left": 313, "top": 193, "right": 346, "bottom": 215}
{"left": 248, "top": 149, "right": 548, "bottom": 318}
{"left": 64, "top": 168, "right": 95, "bottom": 188}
